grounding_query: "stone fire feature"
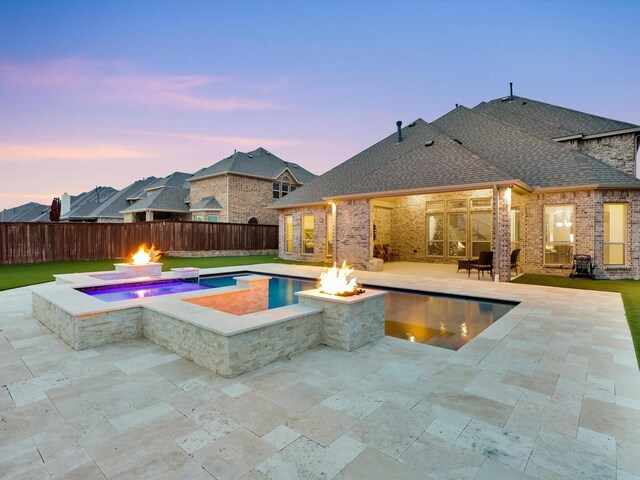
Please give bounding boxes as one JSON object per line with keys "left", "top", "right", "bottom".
{"left": 114, "top": 262, "right": 163, "bottom": 278}
{"left": 296, "top": 288, "right": 387, "bottom": 351}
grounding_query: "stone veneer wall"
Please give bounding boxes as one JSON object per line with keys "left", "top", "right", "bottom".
{"left": 562, "top": 133, "right": 638, "bottom": 178}
{"left": 189, "top": 175, "right": 229, "bottom": 222}
{"left": 278, "top": 205, "right": 331, "bottom": 262}
{"left": 32, "top": 293, "right": 143, "bottom": 350}
{"left": 390, "top": 189, "right": 493, "bottom": 263}
{"left": 166, "top": 249, "right": 278, "bottom": 257}
{"left": 142, "top": 308, "right": 323, "bottom": 377}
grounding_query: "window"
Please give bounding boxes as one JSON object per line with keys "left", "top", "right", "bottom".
{"left": 448, "top": 212, "right": 467, "bottom": 257}
{"left": 604, "top": 203, "right": 627, "bottom": 265}
{"left": 448, "top": 199, "right": 467, "bottom": 211}
{"left": 194, "top": 215, "right": 203, "bottom": 222}
{"left": 285, "top": 215, "right": 293, "bottom": 253}
{"left": 302, "top": 215, "right": 314, "bottom": 254}
{"left": 248, "top": 217, "right": 259, "bottom": 224}
{"left": 471, "top": 198, "right": 492, "bottom": 210}
{"left": 426, "top": 212, "right": 444, "bottom": 256}
{"left": 426, "top": 201, "right": 444, "bottom": 212}
{"left": 510, "top": 208, "right": 520, "bottom": 251}
{"left": 470, "top": 211, "right": 492, "bottom": 256}
{"left": 544, "top": 205, "right": 574, "bottom": 264}
{"left": 326, "top": 212, "right": 334, "bottom": 257}
{"left": 290, "top": 185, "right": 296, "bottom": 192}
{"left": 206, "top": 215, "right": 217, "bottom": 222}
{"left": 281, "top": 176, "right": 289, "bottom": 196}
{"left": 272, "top": 182, "right": 280, "bottom": 199}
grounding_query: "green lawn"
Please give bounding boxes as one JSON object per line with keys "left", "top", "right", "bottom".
{"left": 512, "top": 274, "right": 640, "bottom": 368}
{"left": 0, "top": 255, "right": 329, "bottom": 291}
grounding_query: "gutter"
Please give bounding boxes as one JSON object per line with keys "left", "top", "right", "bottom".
{"left": 553, "top": 126, "right": 640, "bottom": 142}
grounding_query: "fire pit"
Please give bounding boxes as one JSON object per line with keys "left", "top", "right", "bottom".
{"left": 114, "top": 244, "right": 163, "bottom": 278}
{"left": 318, "top": 261, "right": 365, "bottom": 297}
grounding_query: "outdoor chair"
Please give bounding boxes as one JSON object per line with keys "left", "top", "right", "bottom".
{"left": 383, "top": 244, "right": 399, "bottom": 262}
{"left": 511, "top": 248, "right": 521, "bottom": 275}
{"left": 373, "top": 244, "right": 386, "bottom": 261}
{"left": 468, "top": 251, "right": 493, "bottom": 279}
{"left": 570, "top": 254, "right": 595, "bottom": 279}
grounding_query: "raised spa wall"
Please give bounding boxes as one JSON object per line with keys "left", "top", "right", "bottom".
{"left": 32, "top": 272, "right": 387, "bottom": 378}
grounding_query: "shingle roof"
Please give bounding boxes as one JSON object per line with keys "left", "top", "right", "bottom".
{"left": 432, "top": 107, "right": 640, "bottom": 189}
{"left": 90, "top": 177, "right": 159, "bottom": 219}
{"left": 190, "top": 147, "right": 316, "bottom": 184}
{"left": 190, "top": 195, "right": 223, "bottom": 211}
{"left": 61, "top": 187, "right": 117, "bottom": 220}
{"left": 121, "top": 186, "right": 190, "bottom": 213}
{"left": 145, "top": 172, "right": 192, "bottom": 191}
{"left": 478, "top": 96, "right": 638, "bottom": 138}
{"left": 0, "top": 202, "right": 49, "bottom": 222}
{"left": 272, "top": 119, "right": 514, "bottom": 207}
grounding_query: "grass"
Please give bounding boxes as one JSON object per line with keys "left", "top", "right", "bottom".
{"left": 512, "top": 274, "right": 640, "bottom": 368}
{"left": 0, "top": 255, "right": 330, "bottom": 291}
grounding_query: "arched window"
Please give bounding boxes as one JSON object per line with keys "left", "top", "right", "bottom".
{"left": 248, "top": 217, "right": 259, "bottom": 224}
{"left": 281, "top": 176, "right": 290, "bottom": 196}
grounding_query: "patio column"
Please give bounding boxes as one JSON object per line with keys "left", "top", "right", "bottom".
{"left": 493, "top": 185, "right": 512, "bottom": 282}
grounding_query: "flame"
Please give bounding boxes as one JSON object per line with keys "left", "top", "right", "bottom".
{"left": 130, "top": 244, "right": 162, "bottom": 265}
{"left": 318, "top": 260, "right": 360, "bottom": 296}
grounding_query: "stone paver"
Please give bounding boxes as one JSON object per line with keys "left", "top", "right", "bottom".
{"left": 0, "top": 263, "right": 638, "bottom": 479}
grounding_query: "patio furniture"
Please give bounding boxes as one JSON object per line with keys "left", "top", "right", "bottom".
{"left": 468, "top": 251, "right": 493, "bottom": 279}
{"left": 511, "top": 248, "right": 521, "bottom": 275}
{"left": 457, "top": 258, "right": 472, "bottom": 273}
{"left": 383, "top": 244, "right": 399, "bottom": 262}
{"left": 570, "top": 254, "right": 595, "bottom": 279}
{"left": 373, "top": 244, "right": 387, "bottom": 261}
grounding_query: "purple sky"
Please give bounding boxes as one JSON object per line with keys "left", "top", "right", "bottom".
{"left": 1, "top": 0, "right": 638, "bottom": 210}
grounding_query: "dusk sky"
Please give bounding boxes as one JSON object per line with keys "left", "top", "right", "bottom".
{"left": 1, "top": 0, "right": 638, "bottom": 210}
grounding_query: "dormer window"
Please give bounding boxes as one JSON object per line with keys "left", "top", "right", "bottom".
{"left": 282, "top": 176, "right": 290, "bottom": 196}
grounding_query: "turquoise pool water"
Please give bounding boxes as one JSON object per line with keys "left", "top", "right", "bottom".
{"left": 200, "top": 273, "right": 516, "bottom": 350}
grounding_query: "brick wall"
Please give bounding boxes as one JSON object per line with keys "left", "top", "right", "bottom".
{"left": 189, "top": 175, "right": 229, "bottom": 222}
{"left": 372, "top": 205, "right": 391, "bottom": 245}
{"left": 278, "top": 205, "right": 331, "bottom": 262}
{"left": 561, "top": 133, "right": 638, "bottom": 178}
{"left": 335, "top": 199, "right": 371, "bottom": 268}
{"left": 493, "top": 186, "right": 512, "bottom": 281}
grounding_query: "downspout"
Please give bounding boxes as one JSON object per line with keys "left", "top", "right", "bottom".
{"left": 493, "top": 184, "right": 500, "bottom": 282}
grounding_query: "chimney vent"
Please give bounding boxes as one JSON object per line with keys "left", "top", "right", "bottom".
{"left": 509, "top": 82, "right": 514, "bottom": 101}
{"left": 396, "top": 120, "right": 403, "bottom": 143}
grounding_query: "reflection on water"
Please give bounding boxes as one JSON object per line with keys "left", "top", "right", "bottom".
{"left": 200, "top": 274, "right": 515, "bottom": 351}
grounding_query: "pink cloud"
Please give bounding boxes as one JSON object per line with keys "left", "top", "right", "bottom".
{"left": 0, "top": 143, "right": 154, "bottom": 162}
{"left": 124, "top": 129, "right": 302, "bottom": 148}
{"left": 0, "top": 58, "right": 278, "bottom": 111}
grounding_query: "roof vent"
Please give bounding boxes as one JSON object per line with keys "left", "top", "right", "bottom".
{"left": 248, "top": 155, "right": 254, "bottom": 158}
{"left": 453, "top": 139, "right": 462, "bottom": 145}
{"left": 425, "top": 140, "right": 434, "bottom": 147}
{"left": 522, "top": 101, "right": 527, "bottom": 105}
{"left": 396, "top": 120, "right": 403, "bottom": 143}
{"left": 408, "top": 121, "right": 416, "bottom": 127}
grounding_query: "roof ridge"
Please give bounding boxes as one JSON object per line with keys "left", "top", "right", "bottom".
{"left": 489, "top": 95, "right": 639, "bottom": 130}
{"left": 474, "top": 101, "right": 574, "bottom": 137}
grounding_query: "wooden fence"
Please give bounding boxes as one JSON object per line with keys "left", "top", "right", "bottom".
{"left": 0, "top": 221, "right": 279, "bottom": 264}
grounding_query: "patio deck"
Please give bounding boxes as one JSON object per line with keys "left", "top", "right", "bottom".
{"left": 1, "top": 263, "right": 639, "bottom": 479}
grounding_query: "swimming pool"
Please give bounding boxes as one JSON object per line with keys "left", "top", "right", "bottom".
{"left": 77, "top": 279, "right": 212, "bottom": 302}
{"left": 200, "top": 273, "right": 516, "bottom": 350}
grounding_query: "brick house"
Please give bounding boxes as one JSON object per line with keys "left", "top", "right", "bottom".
{"left": 121, "top": 172, "right": 192, "bottom": 222}
{"left": 272, "top": 95, "right": 640, "bottom": 281}
{"left": 188, "top": 147, "right": 316, "bottom": 224}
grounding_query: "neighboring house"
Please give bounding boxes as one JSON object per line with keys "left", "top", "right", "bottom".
{"left": 121, "top": 172, "right": 192, "bottom": 222}
{"left": 78, "top": 177, "right": 159, "bottom": 223}
{"left": 0, "top": 202, "right": 49, "bottom": 222}
{"left": 60, "top": 186, "right": 117, "bottom": 222}
{"left": 272, "top": 94, "right": 640, "bottom": 281}
{"left": 189, "top": 147, "right": 316, "bottom": 224}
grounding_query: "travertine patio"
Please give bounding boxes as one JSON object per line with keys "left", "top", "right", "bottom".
{"left": 1, "top": 263, "right": 639, "bottom": 479}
